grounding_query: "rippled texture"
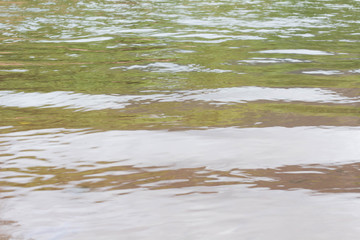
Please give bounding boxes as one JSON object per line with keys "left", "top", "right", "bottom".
{"left": 1, "top": 0, "right": 360, "bottom": 239}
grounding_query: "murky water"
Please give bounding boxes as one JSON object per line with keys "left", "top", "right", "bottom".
{"left": 1, "top": 0, "right": 360, "bottom": 239}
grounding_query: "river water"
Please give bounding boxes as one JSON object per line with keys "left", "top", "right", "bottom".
{"left": 1, "top": 0, "right": 360, "bottom": 239}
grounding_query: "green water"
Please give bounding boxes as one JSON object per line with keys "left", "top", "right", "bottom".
{"left": 0, "top": 0, "right": 360, "bottom": 239}
{"left": 1, "top": 0, "right": 359, "bottom": 131}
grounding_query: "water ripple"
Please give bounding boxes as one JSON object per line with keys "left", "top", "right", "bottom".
{"left": 0, "top": 87, "right": 358, "bottom": 111}
{"left": 1, "top": 127, "right": 359, "bottom": 170}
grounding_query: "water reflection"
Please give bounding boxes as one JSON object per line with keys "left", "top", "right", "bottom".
{"left": 256, "top": 49, "right": 335, "bottom": 55}
{"left": 2, "top": 166, "right": 360, "bottom": 240}
{"left": 1, "top": 0, "right": 360, "bottom": 239}
{"left": 246, "top": 163, "right": 360, "bottom": 193}
{"left": 0, "top": 217, "right": 17, "bottom": 240}
{"left": 2, "top": 161, "right": 359, "bottom": 196}
{"left": 0, "top": 127, "right": 360, "bottom": 200}
{"left": 1, "top": 87, "right": 359, "bottom": 112}
{"left": 111, "top": 62, "right": 236, "bottom": 73}
{"left": 1, "top": 126, "right": 359, "bottom": 181}
{"left": 237, "top": 57, "right": 312, "bottom": 64}
{"left": 1, "top": 127, "right": 360, "bottom": 239}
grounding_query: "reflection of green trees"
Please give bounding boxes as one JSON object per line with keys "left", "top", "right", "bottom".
{"left": 1, "top": 101, "right": 359, "bottom": 133}
{"left": 0, "top": 0, "right": 360, "bottom": 133}
{"left": 1, "top": 0, "right": 360, "bottom": 94}
{"left": 1, "top": 41, "right": 360, "bottom": 94}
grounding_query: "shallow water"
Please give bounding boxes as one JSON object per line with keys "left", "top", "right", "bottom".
{"left": 1, "top": 0, "right": 360, "bottom": 239}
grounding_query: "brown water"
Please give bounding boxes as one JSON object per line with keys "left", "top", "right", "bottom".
{"left": 1, "top": 0, "right": 360, "bottom": 239}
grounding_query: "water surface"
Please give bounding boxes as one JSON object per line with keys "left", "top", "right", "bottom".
{"left": 1, "top": 0, "right": 360, "bottom": 239}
